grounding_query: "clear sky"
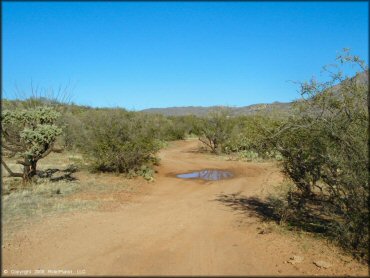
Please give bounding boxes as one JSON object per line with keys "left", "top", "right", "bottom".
{"left": 2, "top": 2, "right": 369, "bottom": 110}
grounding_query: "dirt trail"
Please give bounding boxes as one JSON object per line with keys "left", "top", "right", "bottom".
{"left": 2, "top": 140, "right": 368, "bottom": 276}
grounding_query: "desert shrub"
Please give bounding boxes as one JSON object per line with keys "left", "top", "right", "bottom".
{"left": 74, "top": 109, "right": 161, "bottom": 176}
{"left": 224, "top": 115, "right": 283, "bottom": 159}
{"left": 169, "top": 115, "right": 200, "bottom": 139}
{"left": 60, "top": 111, "right": 84, "bottom": 150}
{"left": 146, "top": 114, "right": 187, "bottom": 141}
{"left": 196, "top": 108, "right": 234, "bottom": 153}
{"left": 236, "top": 150, "right": 260, "bottom": 161}
{"left": 55, "top": 103, "right": 98, "bottom": 150}
{"left": 194, "top": 109, "right": 285, "bottom": 158}
{"left": 59, "top": 107, "right": 197, "bottom": 178}
{"left": 268, "top": 51, "right": 368, "bottom": 260}
{"left": 144, "top": 114, "right": 199, "bottom": 141}
{"left": 127, "top": 165, "right": 155, "bottom": 181}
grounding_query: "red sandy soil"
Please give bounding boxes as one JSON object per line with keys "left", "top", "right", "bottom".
{"left": 2, "top": 140, "right": 368, "bottom": 276}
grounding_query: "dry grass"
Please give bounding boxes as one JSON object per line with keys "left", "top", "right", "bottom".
{"left": 1, "top": 151, "right": 148, "bottom": 241}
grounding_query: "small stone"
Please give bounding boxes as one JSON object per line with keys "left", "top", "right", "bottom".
{"left": 313, "top": 260, "right": 332, "bottom": 269}
{"left": 340, "top": 257, "right": 352, "bottom": 263}
{"left": 258, "top": 227, "right": 272, "bottom": 234}
{"left": 288, "top": 255, "right": 304, "bottom": 264}
{"left": 51, "top": 171, "right": 65, "bottom": 179}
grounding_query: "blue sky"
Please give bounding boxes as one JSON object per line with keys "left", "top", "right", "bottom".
{"left": 2, "top": 2, "right": 368, "bottom": 110}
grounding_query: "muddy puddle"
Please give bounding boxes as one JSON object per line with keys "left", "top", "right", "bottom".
{"left": 176, "top": 169, "right": 234, "bottom": 181}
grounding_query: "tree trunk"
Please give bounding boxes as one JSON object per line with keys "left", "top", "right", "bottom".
{"left": 22, "top": 158, "right": 38, "bottom": 183}
{"left": 1, "top": 158, "right": 23, "bottom": 178}
{"left": 22, "top": 164, "right": 30, "bottom": 183}
{"left": 30, "top": 160, "right": 37, "bottom": 177}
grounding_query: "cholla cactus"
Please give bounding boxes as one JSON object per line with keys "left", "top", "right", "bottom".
{"left": 1, "top": 106, "right": 62, "bottom": 182}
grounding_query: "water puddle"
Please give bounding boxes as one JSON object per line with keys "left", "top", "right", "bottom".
{"left": 176, "top": 169, "right": 234, "bottom": 181}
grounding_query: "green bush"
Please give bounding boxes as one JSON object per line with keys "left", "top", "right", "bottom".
{"left": 74, "top": 109, "right": 161, "bottom": 176}
{"left": 237, "top": 150, "right": 259, "bottom": 161}
{"left": 224, "top": 115, "right": 283, "bottom": 159}
{"left": 269, "top": 51, "right": 368, "bottom": 260}
{"left": 146, "top": 114, "right": 187, "bottom": 141}
{"left": 196, "top": 108, "right": 233, "bottom": 153}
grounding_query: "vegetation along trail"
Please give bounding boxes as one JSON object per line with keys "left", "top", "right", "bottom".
{"left": 3, "top": 140, "right": 367, "bottom": 276}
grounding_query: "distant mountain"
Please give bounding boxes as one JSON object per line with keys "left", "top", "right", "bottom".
{"left": 141, "top": 102, "right": 293, "bottom": 117}
{"left": 141, "top": 71, "right": 368, "bottom": 117}
{"left": 3, "top": 71, "right": 366, "bottom": 117}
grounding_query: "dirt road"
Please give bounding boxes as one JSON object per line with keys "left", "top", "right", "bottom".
{"left": 2, "top": 140, "right": 367, "bottom": 276}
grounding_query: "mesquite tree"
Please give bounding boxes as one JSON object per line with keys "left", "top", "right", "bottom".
{"left": 1, "top": 106, "right": 62, "bottom": 182}
{"left": 197, "top": 108, "right": 233, "bottom": 153}
{"left": 261, "top": 51, "right": 369, "bottom": 258}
